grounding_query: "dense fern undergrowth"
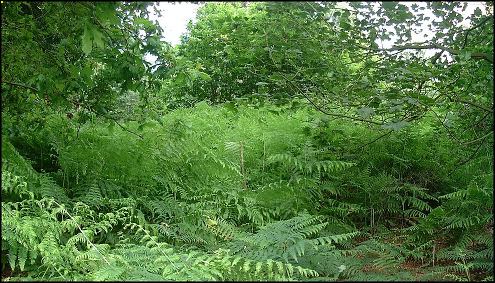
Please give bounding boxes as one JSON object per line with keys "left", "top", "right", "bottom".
{"left": 2, "top": 102, "right": 493, "bottom": 281}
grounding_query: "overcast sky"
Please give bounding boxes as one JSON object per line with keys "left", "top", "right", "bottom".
{"left": 149, "top": 2, "right": 201, "bottom": 46}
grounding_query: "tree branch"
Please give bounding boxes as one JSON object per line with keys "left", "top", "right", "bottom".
{"left": 460, "top": 111, "right": 491, "bottom": 135}
{"left": 367, "top": 43, "right": 493, "bottom": 63}
{"left": 455, "top": 98, "right": 493, "bottom": 113}
{"left": 354, "top": 130, "right": 393, "bottom": 151}
{"left": 107, "top": 115, "right": 144, "bottom": 139}
{"left": 2, "top": 81, "right": 39, "bottom": 92}
{"left": 86, "top": 107, "right": 144, "bottom": 139}
{"left": 430, "top": 50, "right": 444, "bottom": 64}
{"left": 448, "top": 132, "right": 490, "bottom": 176}
{"left": 283, "top": 76, "right": 383, "bottom": 125}
{"left": 443, "top": 92, "right": 494, "bottom": 113}
{"left": 462, "top": 130, "right": 493, "bottom": 146}
{"left": 462, "top": 16, "right": 493, "bottom": 49}
{"left": 428, "top": 107, "right": 465, "bottom": 146}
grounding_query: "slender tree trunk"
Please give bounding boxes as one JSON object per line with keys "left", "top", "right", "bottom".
{"left": 240, "top": 141, "right": 247, "bottom": 189}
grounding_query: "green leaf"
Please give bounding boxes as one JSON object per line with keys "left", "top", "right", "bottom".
{"left": 96, "top": 3, "right": 119, "bottom": 25}
{"left": 108, "top": 120, "right": 115, "bottom": 133}
{"left": 138, "top": 121, "right": 156, "bottom": 131}
{"left": 18, "top": 246, "right": 28, "bottom": 271}
{"left": 92, "top": 28, "right": 105, "bottom": 49}
{"left": 134, "top": 18, "right": 154, "bottom": 28}
{"left": 8, "top": 244, "right": 17, "bottom": 271}
{"left": 81, "top": 26, "right": 92, "bottom": 55}
{"left": 55, "top": 81, "right": 65, "bottom": 92}
{"left": 357, "top": 107, "right": 375, "bottom": 118}
{"left": 459, "top": 51, "right": 471, "bottom": 61}
{"left": 269, "top": 73, "right": 286, "bottom": 85}
{"left": 382, "top": 120, "right": 409, "bottom": 131}
{"left": 383, "top": 2, "right": 398, "bottom": 10}
{"left": 197, "top": 71, "right": 212, "bottom": 81}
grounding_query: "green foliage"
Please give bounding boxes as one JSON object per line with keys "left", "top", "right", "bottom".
{"left": 164, "top": 2, "right": 351, "bottom": 106}
{"left": 3, "top": 102, "right": 491, "bottom": 280}
{"left": 1, "top": 1, "right": 493, "bottom": 281}
{"left": 1, "top": 2, "right": 168, "bottom": 115}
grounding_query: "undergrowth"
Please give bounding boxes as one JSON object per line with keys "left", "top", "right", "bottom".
{"left": 2, "top": 102, "right": 493, "bottom": 281}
